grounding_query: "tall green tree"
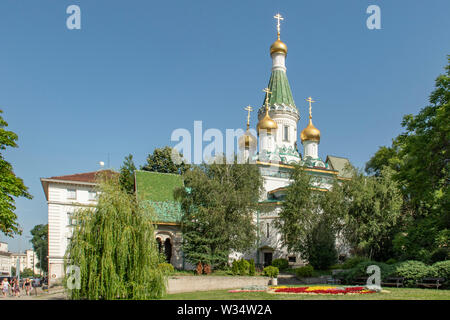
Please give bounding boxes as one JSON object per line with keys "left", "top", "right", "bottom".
{"left": 30, "top": 224, "right": 48, "bottom": 273}
{"left": 65, "top": 174, "right": 166, "bottom": 300}
{"left": 338, "top": 167, "right": 403, "bottom": 260}
{"left": 175, "top": 157, "right": 263, "bottom": 268}
{"left": 0, "top": 109, "right": 32, "bottom": 236}
{"left": 119, "top": 154, "right": 136, "bottom": 194}
{"left": 366, "top": 57, "right": 450, "bottom": 260}
{"left": 142, "top": 146, "right": 190, "bottom": 175}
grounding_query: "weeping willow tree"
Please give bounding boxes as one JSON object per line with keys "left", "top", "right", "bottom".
{"left": 64, "top": 173, "right": 166, "bottom": 300}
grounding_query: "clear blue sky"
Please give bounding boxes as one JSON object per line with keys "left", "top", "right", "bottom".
{"left": 1, "top": 0, "right": 449, "bottom": 251}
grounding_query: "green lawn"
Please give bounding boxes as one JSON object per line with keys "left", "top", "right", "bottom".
{"left": 163, "top": 286, "right": 450, "bottom": 300}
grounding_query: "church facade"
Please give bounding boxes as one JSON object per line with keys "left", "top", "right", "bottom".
{"left": 236, "top": 14, "right": 352, "bottom": 268}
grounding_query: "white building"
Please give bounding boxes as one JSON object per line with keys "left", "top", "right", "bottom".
{"left": 0, "top": 242, "right": 12, "bottom": 276}
{"left": 40, "top": 170, "right": 113, "bottom": 285}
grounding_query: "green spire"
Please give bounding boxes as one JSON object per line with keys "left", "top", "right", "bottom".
{"left": 262, "top": 69, "right": 296, "bottom": 110}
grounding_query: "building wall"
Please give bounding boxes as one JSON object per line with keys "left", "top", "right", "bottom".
{"left": 47, "top": 182, "right": 96, "bottom": 284}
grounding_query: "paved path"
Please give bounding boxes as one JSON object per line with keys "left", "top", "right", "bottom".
{"left": 0, "top": 287, "right": 67, "bottom": 300}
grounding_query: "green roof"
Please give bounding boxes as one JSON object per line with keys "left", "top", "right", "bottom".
{"left": 263, "top": 69, "right": 296, "bottom": 108}
{"left": 135, "top": 170, "right": 183, "bottom": 202}
{"left": 326, "top": 156, "right": 353, "bottom": 178}
{"left": 135, "top": 170, "right": 184, "bottom": 223}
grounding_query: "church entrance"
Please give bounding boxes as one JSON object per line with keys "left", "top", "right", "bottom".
{"left": 264, "top": 252, "right": 272, "bottom": 267}
{"left": 164, "top": 238, "right": 172, "bottom": 263}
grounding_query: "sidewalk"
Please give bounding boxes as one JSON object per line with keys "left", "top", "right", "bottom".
{"left": 0, "top": 286, "right": 67, "bottom": 300}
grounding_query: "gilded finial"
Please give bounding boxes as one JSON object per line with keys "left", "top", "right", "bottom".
{"left": 274, "top": 13, "right": 284, "bottom": 40}
{"left": 263, "top": 88, "right": 272, "bottom": 113}
{"left": 306, "top": 96, "right": 316, "bottom": 119}
{"left": 244, "top": 105, "right": 253, "bottom": 130}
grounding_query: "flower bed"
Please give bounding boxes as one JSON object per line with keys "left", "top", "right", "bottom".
{"left": 271, "top": 285, "right": 376, "bottom": 295}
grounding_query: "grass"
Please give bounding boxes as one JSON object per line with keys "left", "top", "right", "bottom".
{"left": 163, "top": 286, "right": 450, "bottom": 300}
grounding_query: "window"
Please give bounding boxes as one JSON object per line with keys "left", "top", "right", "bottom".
{"left": 266, "top": 223, "right": 270, "bottom": 238}
{"left": 88, "top": 191, "right": 97, "bottom": 201}
{"left": 67, "top": 213, "right": 77, "bottom": 226}
{"left": 283, "top": 125, "right": 289, "bottom": 141}
{"left": 288, "top": 256, "right": 296, "bottom": 263}
{"left": 67, "top": 189, "right": 76, "bottom": 200}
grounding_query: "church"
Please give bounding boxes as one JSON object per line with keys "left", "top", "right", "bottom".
{"left": 139, "top": 14, "right": 352, "bottom": 269}
{"left": 42, "top": 15, "right": 352, "bottom": 284}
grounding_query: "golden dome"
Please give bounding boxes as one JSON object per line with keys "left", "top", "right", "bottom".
{"left": 300, "top": 118, "right": 321, "bottom": 143}
{"left": 270, "top": 39, "right": 288, "bottom": 55}
{"left": 257, "top": 111, "right": 278, "bottom": 134}
{"left": 238, "top": 130, "right": 257, "bottom": 150}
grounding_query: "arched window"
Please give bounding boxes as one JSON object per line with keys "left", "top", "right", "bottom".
{"left": 156, "top": 237, "right": 162, "bottom": 253}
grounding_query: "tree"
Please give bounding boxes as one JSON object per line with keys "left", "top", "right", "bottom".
{"left": 119, "top": 154, "right": 136, "bottom": 194}
{"left": 338, "top": 167, "right": 403, "bottom": 260}
{"left": 65, "top": 173, "right": 166, "bottom": 300}
{"left": 142, "top": 146, "right": 190, "bottom": 175}
{"left": 175, "top": 156, "right": 263, "bottom": 268}
{"left": 0, "top": 109, "right": 32, "bottom": 236}
{"left": 30, "top": 224, "right": 48, "bottom": 273}
{"left": 275, "top": 165, "right": 319, "bottom": 258}
{"left": 366, "top": 57, "right": 450, "bottom": 260}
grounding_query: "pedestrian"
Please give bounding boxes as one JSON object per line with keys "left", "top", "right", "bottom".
{"left": 13, "top": 278, "right": 20, "bottom": 297}
{"left": 23, "top": 278, "right": 32, "bottom": 296}
{"left": 2, "top": 278, "right": 10, "bottom": 297}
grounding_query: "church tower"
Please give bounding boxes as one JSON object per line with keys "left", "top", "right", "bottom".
{"left": 257, "top": 14, "right": 301, "bottom": 164}
{"left": 301, "top": 97, "right": 321, "bottom": 159}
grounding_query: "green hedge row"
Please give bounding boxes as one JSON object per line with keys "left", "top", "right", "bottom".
{"left": 337, "top": 260, "right": 450, "bottom": 288}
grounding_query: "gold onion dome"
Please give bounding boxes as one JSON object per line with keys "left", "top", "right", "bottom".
{"left": 300, "top": 118, "right": 321, "bottom": 143}
{"left": 257, "top": 112, "right": 278, "bottom": 134}
{"left": 270, "top": 39, "right": 288, "bottom": 55}
{"left": 238, "top": 130, "right": 257, "bottom": 150}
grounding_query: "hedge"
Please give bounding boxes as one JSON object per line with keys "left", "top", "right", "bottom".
{"left": 263, "top": 266, "right": 279, "bottom": 278}
{"left": 295, "top": 265, "right": 314, "bottom": 278}
{"left": 271, "top": 258, "right": 289, "bottom": 271}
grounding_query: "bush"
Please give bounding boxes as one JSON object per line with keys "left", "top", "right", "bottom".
{"left": 231, "top": 259, "right": 250, "bottom": 276}
{"left": 394, "top": 260, "right": 432, "bottom": 287}
{"left": 429, "top": 260, "right": 450, "bottom": 288}
{"left": 430, "top": 248, "right": 450, "bottom": 264}
{"left": 385, "top": 258, "right": 397, "bottom": 265}
{"left": 271, "top": 258, "right": 289, "bottom": 271}
{"left": 231, "top": 260, "right": 239, "bottom": 275}
{"left": 339, "top": 261, "right": 395, "bottom": 284}
{"left": 263, "top": 266, "right": 279, "bottom": 278}
{"left": 341, "top": 256, "right": 370, "bottom": 269}
{"left": 158, "top": 263, "right": 175, "bottom": 275}
{"left": 295, "top": 265, "right": 314, "bottom": 279}
{"left": 238, "top": 259, "right": 250, "bottom": 276}
{"left": 248, "top": 259, "right": 256, "bottom": 276}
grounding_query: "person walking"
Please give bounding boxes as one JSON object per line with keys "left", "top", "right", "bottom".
{"left": 23, "top": 278, "right": 32, "bottom": 296}
{"left": 2, "top": 278, "right": 10, "bottom": 297}
{"left": 13, "top": 278, "right": 20, "bottom": 297}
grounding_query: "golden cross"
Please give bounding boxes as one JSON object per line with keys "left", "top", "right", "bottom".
{"left": 274, "top": 13, "right": 284, "bottom": 39}
{"left": 305, "top": 96, "right": 316, "bottom": 119}
{"left": 263, "top": 88, "right": 272, "bottom": 112}
{"left": 244, "top": 105, "right": 253, "bottom": 130}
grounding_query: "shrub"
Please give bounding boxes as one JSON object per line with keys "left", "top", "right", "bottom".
{"left": 238, "top": 259, "right": 250, "bottom": 276}
{"left": 339, "top": 261, "right": 395, "bottom": 284}
{"left": 430, "top": 248, "right": 450, "bottom": 264}
{"left": 248, "top": 259, "right": 256, "bottom": 276}
{"left": 385, "top": 258, "right": 397, "bottom": 265}
{"left": 231, "top": 260, "right": 239, "bottom": 275}
{"left": 263, "top": 266, "right": 279, "bottom": 278}
{"left": 394, "top": 260, "right": 432, "bottom": 287}
{"left": 341, "top": 256, "right": 370, "bottom": 269}
{"left": 429, "top": 260, "right": 450, "bottom": 288}
{"left": 295, "top": 265, "right": 314, "bottom": 279}
{"left": 158, "top": 263, "right": 175, "bottom": 275}
{"left": 271, "top": 258, "right": 289, "bottom": 271}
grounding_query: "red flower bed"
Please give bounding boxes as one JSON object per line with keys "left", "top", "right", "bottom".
{"left": 274, "top": 286, "right": 375, "bottom": 295}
